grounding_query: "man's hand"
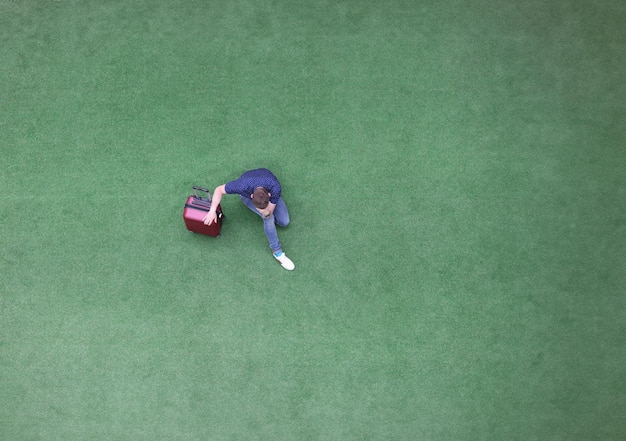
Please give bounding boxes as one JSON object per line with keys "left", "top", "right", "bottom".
{"left": 203, "top": 210, "right": 217, "bottom": 225}
{"left": 258, "top": 202, "right": 276, "bottom": 219}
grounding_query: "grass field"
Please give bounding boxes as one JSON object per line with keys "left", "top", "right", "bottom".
{"left": 1, "top": 1, "right": 625, "bottom": 440}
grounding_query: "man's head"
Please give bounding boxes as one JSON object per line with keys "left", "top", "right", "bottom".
{"left": 251, "top": 187, "right": 270, "bottom": 209}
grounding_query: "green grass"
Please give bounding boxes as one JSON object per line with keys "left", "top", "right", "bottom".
{"left": 1, "top": 1, "right": 625, "bottom": 440}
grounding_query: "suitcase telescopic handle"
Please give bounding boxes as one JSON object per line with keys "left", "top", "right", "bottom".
{"left": 193, "top": 186, "right": 211, "bottom": 201}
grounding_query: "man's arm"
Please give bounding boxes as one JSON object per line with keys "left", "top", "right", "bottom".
{"left": 203, "top": 184, "right": 227, "bottom": 225}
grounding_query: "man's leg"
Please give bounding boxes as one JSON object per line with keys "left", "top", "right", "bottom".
{"left": 272, "top": 197, "right": 290, "bottom": 227}
{"left": 239, "top": 196, "right": 287, "bottom": 252}
{"left": 239, "top": 195, "right": 295, "bottom": 270}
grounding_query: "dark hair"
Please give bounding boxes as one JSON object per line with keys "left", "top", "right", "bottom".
{"left": 252, "top": 187, "right": 270, "bottom": 209}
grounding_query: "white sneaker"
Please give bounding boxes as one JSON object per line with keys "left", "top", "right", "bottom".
{"left": 274, "top": 251, "right": 295, "bottom": 271}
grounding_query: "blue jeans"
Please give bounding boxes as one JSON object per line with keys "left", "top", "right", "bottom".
{"left": 240, "top": 195, "right": 290, "bottom": 252}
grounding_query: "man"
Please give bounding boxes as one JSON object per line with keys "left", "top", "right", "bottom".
{"left": 203, "top": 168, "right": 295, "bottom": 271}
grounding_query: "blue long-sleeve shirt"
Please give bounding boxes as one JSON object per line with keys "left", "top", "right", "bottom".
{"left": 224, "top": 168, "right": 282, "bottom": 204}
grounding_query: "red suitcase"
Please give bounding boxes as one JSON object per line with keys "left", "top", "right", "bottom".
{"left": 183, "top": 186, "right": 224, "bottom": 237}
